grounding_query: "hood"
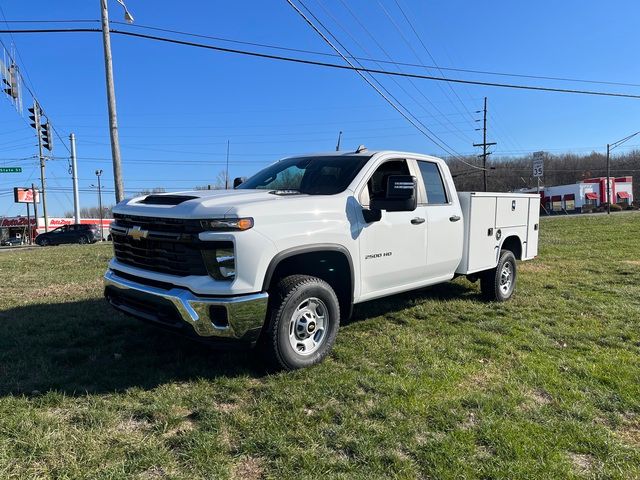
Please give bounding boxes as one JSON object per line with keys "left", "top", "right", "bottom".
{"left": 112, "top": 189, "right": 309, "bottom": 219}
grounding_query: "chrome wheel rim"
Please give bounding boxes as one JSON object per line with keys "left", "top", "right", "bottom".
{"left": 288, "top": 297, "right": 328, "bottom": 356}
{"left": 499, "top": 262, "right": 513, "bottom": 295}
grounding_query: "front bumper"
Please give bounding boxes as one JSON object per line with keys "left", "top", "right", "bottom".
{"left": 104, "top": 269, "right": 268, "bottom": 341}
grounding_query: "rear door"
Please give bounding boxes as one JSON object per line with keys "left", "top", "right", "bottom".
{"left": 416, "top": 159, "right": 464, "bottom": 280}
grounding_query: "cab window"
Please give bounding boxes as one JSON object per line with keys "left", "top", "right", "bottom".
{"left": 417, "top": 161, "right": 448, "bottom": 204}
{"left": 360, "top": 159, "right": 410, "bottom": 206}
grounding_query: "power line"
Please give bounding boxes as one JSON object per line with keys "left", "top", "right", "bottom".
{"left": 330, "top": 0, "right": 474, "bottom": 144}
{"left": 1, "top": 27, "right": 639, "bottom": 99}
{"left": 287, "top": 0, "right": 471, "bottom": 162}
{"left": 6, "top": 18, "right": 639, "bottom": 90}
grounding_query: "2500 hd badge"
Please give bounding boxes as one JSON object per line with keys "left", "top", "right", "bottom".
{"left": 364, "top": 252, "right": 393, "bottom": 260}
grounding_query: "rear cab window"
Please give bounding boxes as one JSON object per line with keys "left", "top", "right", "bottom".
{"left": 417, "top": 160, "right": 448, "bottom": 204}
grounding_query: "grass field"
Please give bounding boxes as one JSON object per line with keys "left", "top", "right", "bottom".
{"left": 0, "top": 213, "right": 639, "bottom": 479}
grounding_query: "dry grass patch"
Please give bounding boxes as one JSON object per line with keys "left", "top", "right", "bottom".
{"left": 568, "top": 452, "right": 599, "bottom": 476}
{"left": 231, "top": 456, "right": 264, "bottom": 480}
{"left": 616, "top": 413, "right": 640, "bottom": 448}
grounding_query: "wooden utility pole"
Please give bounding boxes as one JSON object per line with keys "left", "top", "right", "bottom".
{"left": 473, "top": 97, "right": 496, "bottom": 192}
{"left": 100, "top": 0, "right": 125, "bottom": 202}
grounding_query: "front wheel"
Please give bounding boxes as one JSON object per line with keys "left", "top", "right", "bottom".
{"left": 480, "top": 250, "right": 517, "bottom": 301}
{"left": 262, "top": 275, "right": 340, "bottom": 370}
{"left": 38, "top": 238, "right": 49, "bottom": 247}
{"left": 78, "top": 235, "right": 88, "bottom": 245}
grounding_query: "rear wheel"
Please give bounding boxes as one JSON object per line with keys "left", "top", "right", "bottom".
{"left": 78, "top": 235, "right": 88, "bottom": 245}
{"left": 480, "top": 249, "right": 517, "bottom": 301}
{"left": 262, "top": 275, "right": 340, "bottom": 370}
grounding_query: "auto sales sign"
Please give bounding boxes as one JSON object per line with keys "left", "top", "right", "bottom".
{"left": 13, "top": 187, "right": 40, "bottom": 204}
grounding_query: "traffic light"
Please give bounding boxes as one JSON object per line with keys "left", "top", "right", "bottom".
{"left": 28, "top": 104, "right": 41, "bottom": 130}
{"left": 2, "top": 64, "right": 18, "bottom": 99}
{"left": 41, "top": 122, "right": 53, "bottom": 151}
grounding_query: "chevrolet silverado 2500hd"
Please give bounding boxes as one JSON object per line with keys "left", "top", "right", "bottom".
{"left": 104, "top": 149, "right": 539, "bottom": 370}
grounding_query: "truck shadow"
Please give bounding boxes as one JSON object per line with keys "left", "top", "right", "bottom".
{"left": 349, "top": 280, "right": 478, "bottom": 324}
{"left": 0, "top": 299, "right": 263, "bottom": 397}
{"left": 0, "top": 281, "right": 479, "bottom": 397}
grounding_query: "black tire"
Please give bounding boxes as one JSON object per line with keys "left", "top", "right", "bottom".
{"left": 480, "top": 249, "right": 517, "bottom": 302}
{"left": 38, "top": 238, "right": 49, "bottom": 247}
{"left": 78, "top": 235, "right": 88, "bottom": 245}
{"left": 262, "top": 275, "right": 340, "bottom": 370}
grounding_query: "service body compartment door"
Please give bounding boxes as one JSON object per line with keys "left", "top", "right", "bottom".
{"left": 466, "top": 196, "right": 498, "bottom": 273}
{"left": 496, "top": 197, "right": 529, "bottom": 228}
{"left": 525, "top": 198, "right": 540, "bottom": 258}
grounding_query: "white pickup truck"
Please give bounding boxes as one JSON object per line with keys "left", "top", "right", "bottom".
{"left": 104, "top": 149, "right": 539, "bottom": 369}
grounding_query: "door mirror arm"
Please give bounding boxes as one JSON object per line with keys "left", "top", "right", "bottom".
{"left": 362, "top": 208, "right": 382, "bottom": 223}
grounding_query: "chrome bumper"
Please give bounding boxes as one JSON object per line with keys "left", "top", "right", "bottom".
{"left": 104, "top": 269, "right": 268, "bottom": 340}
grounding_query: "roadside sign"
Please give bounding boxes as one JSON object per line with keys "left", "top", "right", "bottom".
{"left": 0, "top": 167, "right": 22, "bottom": 173}
{"left": 532, "top": 151, "right": 544, "bottom": 178}
{"left": 13, "top": 187, "right": 40, "bottom": 204}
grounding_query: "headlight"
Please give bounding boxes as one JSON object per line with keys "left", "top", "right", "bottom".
{"left": 202, "top": 242, "right": 236, "bottom": 281}
{"left": 201, "top": 217, "right": 253, "bottom": 231}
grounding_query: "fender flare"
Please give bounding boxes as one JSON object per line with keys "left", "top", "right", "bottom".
{"left": 261, "top": 243, "right": 355, "bottom": 303}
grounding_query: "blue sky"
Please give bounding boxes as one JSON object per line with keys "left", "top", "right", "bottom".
{"left": 0, "top": 0, "right": 639, "bottom": 216}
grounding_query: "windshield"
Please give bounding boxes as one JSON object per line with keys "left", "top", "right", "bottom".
{"left": 237, "top": 155, "right": 371, "bottom": 195}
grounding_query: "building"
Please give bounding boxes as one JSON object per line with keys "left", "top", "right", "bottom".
{"left": 0, "top": 216, "right": 113, "bottom": 243}
{"left": 534, "top": 177, "right": 633, "bottom": 213}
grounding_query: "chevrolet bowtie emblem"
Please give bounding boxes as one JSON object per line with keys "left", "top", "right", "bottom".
{"left": 127, "top": 226, "right": 149, "bottom": 240}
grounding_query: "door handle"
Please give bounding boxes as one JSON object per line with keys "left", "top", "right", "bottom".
{"left": 449, "top": 215, "right": 461, "bottom": 222}
{"left": 411, "top": 217, "right": 425, "bottom": 225}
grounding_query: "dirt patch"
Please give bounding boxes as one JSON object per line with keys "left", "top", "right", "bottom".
{"left": 623, "top": 260, "right": 640, "bottom": 267}
{"left": 115, "top": 417, "right": 150, "bottom": 434}
{"left": 460, "top": 412, "right": 478, "bottom": 430}
{"left": 616, "top": 412, "right": 640, "bottom": 447}
{"left": 217, "top": 402, "right": 240, "bottom": 413}
{"left": 137, "top": 466, "right": 169, "bottom": 479}
{"left": 529, "top": 388, "right": 553, "bottom": 406}
{"left": 519, "top": 262, "right": 551, "bottom": 273}
{"left": 459, "top": 367, "right": 496, "bottom": 391}
{"left": 231, "top": 457, "right": 264, "bottom": 480}
{"left": 568, "top": 452, "right": 598, "bottom": 476}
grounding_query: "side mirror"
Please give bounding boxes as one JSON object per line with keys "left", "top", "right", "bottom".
{"left": 233, "top": 177, "right": 246, "bottom": 188}
{"left": 370, "top": 175, "right": 417, "bottom": 213}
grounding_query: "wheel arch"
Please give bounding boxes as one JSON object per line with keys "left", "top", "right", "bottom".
{"left": 262, "top": 244, "right": 355, "bottom": 319}
{"left": 500, "top": 234, "right": 523, "bottom": 260}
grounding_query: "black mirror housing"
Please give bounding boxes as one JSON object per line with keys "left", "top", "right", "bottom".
{"left": 371, "top": 175, "right": 417, "bottom": 212}
{"left": 233, "top": 177, "right": 245, "bottom": 188}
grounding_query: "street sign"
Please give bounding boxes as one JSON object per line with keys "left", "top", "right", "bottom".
{"left": 532, "top": 151, "right": 544, "bottom": 178}
{"left": 0, "top": 167, "right": 22, "bottom": 173}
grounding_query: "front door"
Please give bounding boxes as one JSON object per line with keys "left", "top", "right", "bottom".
{"left": 356, "top": 158, "right": 428, "bottom": 298}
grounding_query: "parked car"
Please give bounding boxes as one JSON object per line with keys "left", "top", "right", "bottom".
{"left": 104, "top": 149, "right": 540, "bottom": 370}
{"left": 1, "top": 236, "right": 24, "bottom": 246}
{"left": 36, "top": 224, "right": 101, "bottom": 246}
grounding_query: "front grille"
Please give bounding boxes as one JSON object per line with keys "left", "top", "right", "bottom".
{"left": 111, "top": 214, "right": 209, "bottom": 276}
{"left": 113, "top": 213, "right": 204, "bottom": 234}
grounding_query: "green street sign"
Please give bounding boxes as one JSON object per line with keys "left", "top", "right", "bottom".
{"left": 0, "top": 167, "right": 22, "bottom": 173}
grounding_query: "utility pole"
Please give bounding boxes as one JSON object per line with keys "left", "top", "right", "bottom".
{"left": 29, "top": 101, "right": 48, "bottom": 232}
{"left": 100, "top": 0, "right": 129, "bottom": 203}
{"left": 606, "top": 143, "right": 611, "bottom": 215}
{"left": 225, "top": 140, "right": 230, "bottom": 189}
{"left": 605, "top": 130, "right": 640, "bottom": 215}
{"left": 95, "top": 169, "right": 104, "bottom": 240}
{"left": 473, "top": 97, "right": 496, "bottom": 192}
{"left": 335, "top": 131, "right": 342, "bottom": 151}
{"left": 70, "top": 133, "right": 81, "bottom": 223}
{"left": 31, "top": 182, "right": 38, "bottom": 238}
